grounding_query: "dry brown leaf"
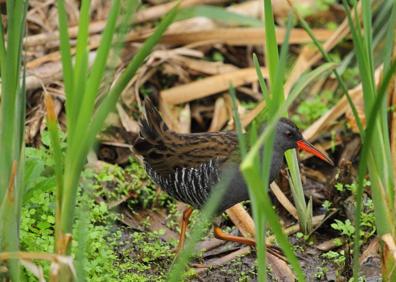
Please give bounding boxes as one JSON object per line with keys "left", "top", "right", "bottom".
{"left": 382, "top": 234, "right": 396, "bottom": 261}
{"left": 266, "top": 251, "right": 296, "bottom": 282}
{"left": 360, "top": 238, "right": 380, "bottom": 264}
{"left": 194, "top": 246, "right": 251, "bottom": 274}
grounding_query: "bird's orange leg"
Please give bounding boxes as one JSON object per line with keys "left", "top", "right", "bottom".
{"left": 175, "top": 207, "right": 193, "bottom": 255}
{"left": 213, "top": 225, "right": 285, "bottom": 260}
{"left": 213, "top": 225, "right": 255, "bottom": 246}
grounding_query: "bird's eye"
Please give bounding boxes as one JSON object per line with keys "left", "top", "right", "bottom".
{"left": 285, "top": 130, "right": 293, "bottom": 137}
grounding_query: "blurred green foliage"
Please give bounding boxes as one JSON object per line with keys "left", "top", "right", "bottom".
{"left": 292, "top": 90, "right": 336, "bottom": 129}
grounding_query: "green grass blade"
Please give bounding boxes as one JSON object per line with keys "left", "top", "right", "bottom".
{"left": 229, "top": 85, "right": 247, "bottom": 157}
{"left": 382, "top": 1, "right": 396, "bottom": 75}
{"left": 230, "top": 83, "right": 268, "bottom": 280}
{"left": 254, "top": 15, "right": 295, "bottom": 269}
{"left": 75, "top": 201, "right": 90, "bottom": 281}
{"left": 286, "top": 58, "right": 337, "bottom": 234}
{"left": 241, "top": 84, "right": 307, "bottom": 281}
{"left": 72, "top": 0, "right": 122, "bottom": 149}
{"left": 344, "top": 0, "right": 395, "bottom": 196}
{"left": 343, "top": 0, "right": 375, "bottom": 110}
{"left": 15, "top": 69, "right": 26, "bottom": 229}
{"left": 240, "top": 63, "right": 335, "bottom": 279}
{"left": 253, "top": 4, "right": 288, "bottom": 278}
{"left": 272, "top": 14, "right": 293, "bottom": 105}
{"left": 0, "top": 2, "right": 27, "bottom": 279}
{"left": 362, "top": 0, "right": 375, "bottom": 79}
{"left": 257, "top": 137, "right": 274, "bottom": 281}
{"left": 241, "top": 165, "right": 305, "bottom": 281}
{"left": 60, "top": 2, "right": 178, "bottom": 238}
{"left": 378, "top": 0, "right": 396, "bottom": 171}
{"left": 0, "top": 6, "right": 5, "bottom": 64}
{"left": 0, "top": 5, "right": 22, "bottom": 196}
{"left": 55, "top": 0, "right": 74, "bottom": 125}
{"left": 289, "top": 63, "right": 337, "bottom": 98}
{"left": 71, "top": 0, "right": 91, "bottom": 132}
{"left": 273, "top": 13, "right": 313, "bottom": 234}
{"left": 263, "top": 0, "right": 279, "bottom": 90}
{"left": 44, "top": 94, "right": 64, "bottom": 245}
{"left": 252, "top": 4, "right": 303, "bottom": 281}
{"left": 0, "top": 172, "right": 21, "bottom": 280}
{"left": 253, "top": 53, "right": 269, "bottom": 99}
{"left": 351, "top": 58, "right": 396, "bottom": 280}
{"left": 60, "top": 0, "right": 129, "bottom": 238}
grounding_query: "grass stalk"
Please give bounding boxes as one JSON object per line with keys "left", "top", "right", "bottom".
{"left": 341, "top": 1, "right": 396, "bottom": 279}
{"left": 286, "top": 0, "right": 364, "bottom": 136}
{"left": 287, "top": 1, "right": 396, "bottom": 279}
{"left": 351, "top": 58, "right": 396, "bottom": 280}
{"left": 229, "top": 85, "right": 268, "bottom": 279}
{"left": 0, "top": 0, "right": 28, "bottom": 280}
{"left": 240, "top": 90, "right": 305, "bottom": 281}
{"left": 243, "top": 6, "right": 318, "bottom": 280}
{"left": 53, "top": 0, "right": 178, "bottom": 260}
{"left": 44, "top": 94, "right": 65, "bottom": 251}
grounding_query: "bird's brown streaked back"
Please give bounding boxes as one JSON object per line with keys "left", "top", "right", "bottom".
{"left": 133, "top": 98, "right": 239, "bottom": 176}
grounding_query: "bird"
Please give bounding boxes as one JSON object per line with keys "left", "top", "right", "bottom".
{"left": 133, "top": 98, "right": 334, "bottom": 252}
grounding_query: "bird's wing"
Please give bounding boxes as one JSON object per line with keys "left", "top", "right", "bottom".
{"left": 133, "top": 99, "right": 239, "bottom": 176}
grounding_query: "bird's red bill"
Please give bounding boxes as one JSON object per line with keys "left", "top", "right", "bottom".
{"left": 296, "top": 140, "right": 334, "bottom": 166}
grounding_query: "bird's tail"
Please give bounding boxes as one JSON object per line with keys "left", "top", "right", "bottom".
{"left": 133, "top": 98, "right": 169, "bottom": 155}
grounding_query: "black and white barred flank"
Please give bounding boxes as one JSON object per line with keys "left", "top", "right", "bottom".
{"left": 145, "top": 159, "right": 220, "bottom": 209}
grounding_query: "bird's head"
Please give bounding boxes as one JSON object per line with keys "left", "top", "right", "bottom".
{"left": 275, "top": 118, "right": 334, "bottom": 166}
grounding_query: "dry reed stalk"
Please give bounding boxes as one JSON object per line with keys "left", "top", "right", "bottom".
{"left": 270, "top": 183, "right": 298, "bottom": 220}
{"left": 23, "top": 0, "right": 228, "bottom": 48}
{"left": 209, "top": 97, "right": 229, "bottom": 132}
{"left": 154, "top": 27, "right": 333, "bottom": 46}
{"left": 161, "top": 67, "right": 267, "bottom": 104}
{"left": 173, "top": 56, "right": 238, "bottom": 75}
{"left": 226, "top": 205, "right": 256, "bottom": 238}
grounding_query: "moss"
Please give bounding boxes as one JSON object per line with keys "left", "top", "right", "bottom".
{"left": 21, "top": 144, "right": 176, "bottom": 281}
